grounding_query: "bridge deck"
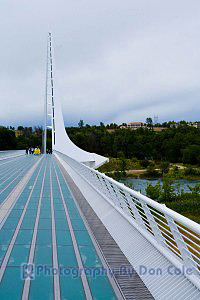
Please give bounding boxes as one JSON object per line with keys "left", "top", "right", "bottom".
{"left": 59, "top": 161, "right": 154, "bottom": 300}
{"left": 0, "top": 155, "right": 146, "bottom": 299}
{"left": 0, "top": 155, "right": 39, "bottom": 206}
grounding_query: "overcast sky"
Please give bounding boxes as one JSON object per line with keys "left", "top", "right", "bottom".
{"left": 1, "top": 0, "right": 200, "bottom": 127}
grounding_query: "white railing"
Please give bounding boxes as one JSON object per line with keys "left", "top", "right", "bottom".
{"left": 55, "top": 151, "right": 200, "bottom": 288}
{"left": 0, "top": 150, "right": 25, "bottom": 160}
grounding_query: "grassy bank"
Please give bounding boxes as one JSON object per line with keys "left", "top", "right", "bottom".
{"left": 165, "top": 195, "right": 200, "bottom": 223}
{"left": 98, "top": 157, "right": 142, "bottom": 173}
{"left": 98, "top": 157, "right": 200, "bottom": 180}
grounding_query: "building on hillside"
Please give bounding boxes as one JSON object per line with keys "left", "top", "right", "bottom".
{"left": 170, "top": 122, "right": 200, "bottom": 129}
{"left": 15, "top": 130, "right": 23, "bottom": 137}
{"left": 127, "top": 122, "right": 146, "bottom": 129}
{"left": 189, "top": 122, "right": 200, "bottom": 129}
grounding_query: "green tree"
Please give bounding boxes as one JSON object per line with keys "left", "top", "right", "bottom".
{"left": 160, "top": 161, "right": 170, "bottom": 175}
{"left": 146, "top": 182, "right": 161, "bottom": 200}
{"left": 188, "top": 184, "right": 200, "bottom": 195}
{"left": 0, "top": 128, "right": 16, "bottom": 150}
{"left": 78, "top": 120, "right": 84, "bottom": 128}
{"left": 146, "top": 117, "right": 153, "bottom": 128}
{"left": 159, "top": 175, "right": 176, "bottom": 202}
{"left": 182, "top": 145, "right": 200, "bottom": 165}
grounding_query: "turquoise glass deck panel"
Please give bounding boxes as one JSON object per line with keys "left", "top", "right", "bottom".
{"left": 21, "top": 217, "right": 36, "bottom": 229}
{"left": 26, "top": 202, "right": 38, "bottom": 209}
{"left": 0, "top": 156, "right": 39, "bottom": 205}
{"left": 0, "top": 267, "right": 23, "bottom": 300}
{"left": 79, "top": 245, "right": 102, "bottom": 268}
{"left": 55, "top": 218, "right": 69, "bottom": 230}
{"left": 34, "top": 245, "right": 53, "bottom": 266}
{"left": 36, "top": 230, "right": 52, "bottom": 245}
{"left": 29, "top": 273, "right": 54, "bottom": 300}
{"left": 54, "top": 209, "right": 66, "bottom": 219}
{"left": 0, "top": 229, "right": 14, "bottom": 245}
{"left": 9, "top": 209, "right": 23, "bottom": 218}
{"left": 15, "top": 229, "right": 33, "bottom": 245}
{"left": 67, "top": 209, "right": 81, "bottom": 219}
{"left": 57, "top": 245, "right": 77, "bottom": 267}
{"left": 2, "top": 217, "right": 19, "bottom": 229}
{"left": 71, "top": 219, "right": 86, "bottom": 231}
{"left": 38, "top": 218, "right": 52, "bottom": 230}
{"left": 60, "top": 273, "right": 86, "bottom": 300}
{"left": 24, "top": 209, "right": 37, "bottom": 218}
{"left": 75, "top": 231, "right": 93, "bottom": 246}
{"left": 8, "top": 244, "right": 30, "bottom": 266}
{"left": 0, "top": 245, "right": 7, "bottom": 265}
{"left": 56, "top": 230, "right": 72, "bottom": 245}
{"left": 87, "top": 274, "right": 117, "bottom": 300}
{"left": 40, "top": 209, "right": 51, "bottom": 218}
{"left": 54, "top": 203, "right": 64, "bottom": 210}
{"left": 0, "top": 156, "right": 117, "bottom": 299}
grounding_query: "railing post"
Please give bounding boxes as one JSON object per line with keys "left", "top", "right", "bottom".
{"left": 93, "top": 173, "right": 111, "bottom": 198}
{"left": 125, "top": 194, "right": 146, "bottom": 230}
{"left": 101, "top": 179, "right": 121, "bottom": 207}
{"left": 142, "top": 202, "right": 166, "bottom": 247}
{"left": 165, "top": 215, "right": 198, "bottom": 275}
{"left": 97, "top": 176, "right": 114, "bottom": 200}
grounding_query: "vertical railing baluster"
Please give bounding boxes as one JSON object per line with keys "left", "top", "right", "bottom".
{"left": 142, "top": 203, "right": 166, "bottom": 247}
{"left": 125, "top": 194, "right": 146, "bottom": 230}
{"left": 165, "top": 215, "right": 198, "bottom": 274}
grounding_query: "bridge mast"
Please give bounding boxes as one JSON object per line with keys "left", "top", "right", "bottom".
{"left": 43, "top": 32, "right": 55, "bottom": 154}
{"left": 48, "top": 32, "right": 56, "bottom": 149}
{"left": 43, "top": 34, "right": 48, "bottom": 154}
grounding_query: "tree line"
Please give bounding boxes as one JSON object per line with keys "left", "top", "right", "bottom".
{"left": 67, "top": 125, "right": 200, "bottom": 165}
{"left": 1, "top": 124, "right": 200, "bottom": 165}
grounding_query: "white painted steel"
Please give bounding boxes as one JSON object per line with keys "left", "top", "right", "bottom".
{"left": 55, "top": 151, "right": 200, "bottom": 295}
{"left": 47, "top": 33, "right": 108, "bottom": 168}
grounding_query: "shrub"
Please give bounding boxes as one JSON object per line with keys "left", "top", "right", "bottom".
{"left": 144, "top": 165, "right": 160, "bottom": 177}
{"left": 140, "top": 159, "right": 150, "bottom": 168}
{"left": 146, "top": 182, "right": 161, "bottom": 200}
{"left": 184, "top": 167, "right": 199, "bottom": 176}
{"left": 159, "top": 175, "right": 176, "bottom": 202}
{"left": 160, "top": 161, "right": 170, "bottom": 175}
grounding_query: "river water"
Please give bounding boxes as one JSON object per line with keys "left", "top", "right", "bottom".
{"left": 122, "top": 179, "right": 200, "bottom": 196}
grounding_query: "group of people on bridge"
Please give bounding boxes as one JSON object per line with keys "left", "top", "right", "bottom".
{"left": 26, "top": 147, "right": 41, "bottom": 155}
{"left": 25, "top": 147, "right": 52, "bottom": 155}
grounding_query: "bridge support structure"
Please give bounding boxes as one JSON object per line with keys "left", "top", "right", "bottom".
{"left": 47, "top": 33, "right": 200, "bottom": 299}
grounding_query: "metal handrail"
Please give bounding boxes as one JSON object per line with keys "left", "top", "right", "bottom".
{"left": 55, "top": 151, "right": 200, "bottom": 284}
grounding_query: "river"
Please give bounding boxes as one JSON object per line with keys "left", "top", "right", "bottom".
{"left": 121, "top": 178, "right": 200, "bottom": 196}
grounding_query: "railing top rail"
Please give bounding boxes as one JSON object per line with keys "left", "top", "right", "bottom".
{"left": 56, "top": 151, "right": 200, "bottom": 236}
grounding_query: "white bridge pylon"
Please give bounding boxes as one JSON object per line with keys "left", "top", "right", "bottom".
{"left": 44, "top": 32, "right": 108, "bottom": 168}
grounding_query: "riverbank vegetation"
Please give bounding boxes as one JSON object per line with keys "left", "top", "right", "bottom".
{"left": 145, "top": 174, "right": 200, "bottom": 223}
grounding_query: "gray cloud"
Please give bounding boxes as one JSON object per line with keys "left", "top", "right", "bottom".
{"left": 0, "top": 0, "right": 200, "bottom": 127}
